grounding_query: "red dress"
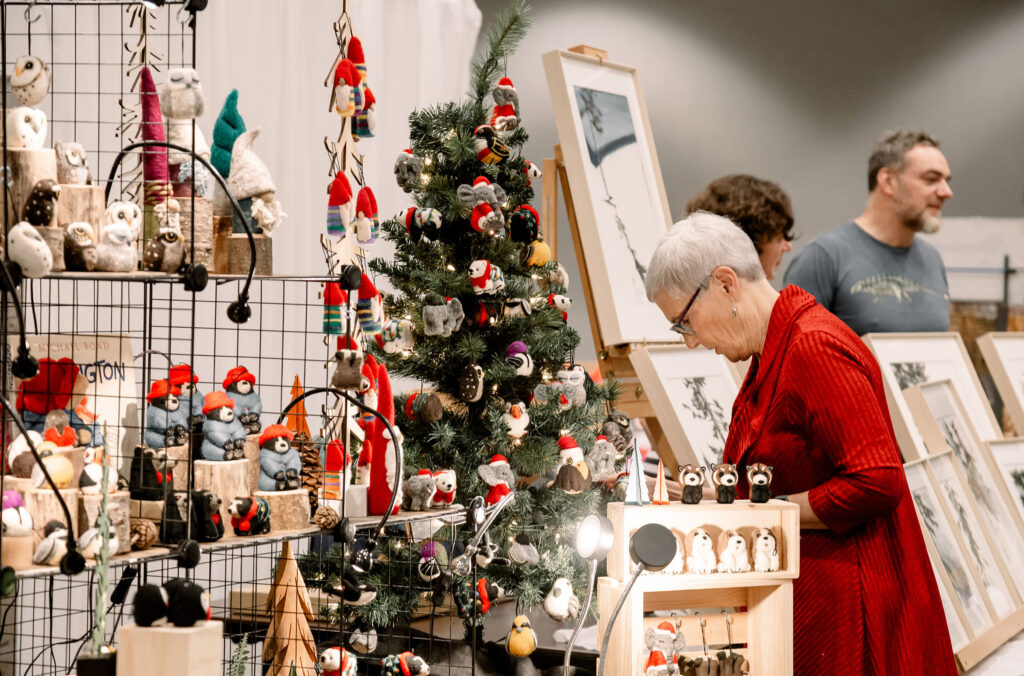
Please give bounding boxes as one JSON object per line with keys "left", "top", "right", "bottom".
{"left": 723, "top": 286, "right": 956, "bottom": 675}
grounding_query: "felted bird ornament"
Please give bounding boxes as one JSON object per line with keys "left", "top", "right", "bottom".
{"left": 472, "top": 124, "right": 509, "bottom": 164}
{"left": 554, "top": 435, "right": 591, "bottom": 494}
{"left": 78, "top": 522, "right": 119, "bottom": 559}
{"left": 32, "top": 520, "right": 69, "bottom": 566}
{"left": 459, "top": 363, "right": 485, "bottom": 403}
{"left": 63, "top": 222, "right": 98, "bottom": 272}
{"left": 143, "top": 211, "right": 185, "bottom": 273}
{"left": 490, "top": 77, "right": 520, "bottom": 131}
{"left": 104, "top": 201, "right": 143, "bottom": 242}
{"left": 506, "top": 615, "right": 538, "bottom": 657}
{"left": 95, "top": 220, "right": 138, "bottom": 272}
{"left": 4, "top": 106, "right": 47, "bottom": 149}
{"left": 521, "top": 239, "right": 552, "bottom": 267}
{"left": 457, "top": 176, "right": 507, "bottom": 233}
{"left": 8, "top": 54, "right": 51, "bottom": 106}
{"left": 503, "top": 401, "right": 530, "bottom": 439}
{"left": 508, "top": 533, "right": 540, "bottom": 566}
{"left": 55, "top": 141, "right": 94, "bottom": 185}
{"left": 30, "top": 448, "right": 74, "bottom": 489}
{"left": 394, "top": 149, "right": 423, "bottom": 193}
{"left": 22, "top": 179, "right": 60, "bottom": 227}
{"left": 7, "top": 222, "right": 53, "bottom": 278}
{"left": 543, "top": 577, "right": 580, "bottom": 622}
{"left": 1, "top": 503, "right": 33, "bottom": 537}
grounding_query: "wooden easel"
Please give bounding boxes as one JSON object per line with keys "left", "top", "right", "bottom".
{"left": 541, "top": 45, "right": 678, "bottom": 477}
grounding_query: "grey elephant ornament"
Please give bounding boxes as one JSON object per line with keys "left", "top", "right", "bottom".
{"left": 457, "top": 176, "right": 507, "bottom": 234}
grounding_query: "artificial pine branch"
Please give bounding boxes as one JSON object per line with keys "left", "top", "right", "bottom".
{"left": 469, "top": 0, "right": 532, "bottom": 104}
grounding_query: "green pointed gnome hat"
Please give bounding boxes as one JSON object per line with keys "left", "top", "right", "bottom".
{"left": 211, "top": 89, "right": 245, "bottom": 178}
{"left": 227, "top": 129, "right": 276, "bottom": 201}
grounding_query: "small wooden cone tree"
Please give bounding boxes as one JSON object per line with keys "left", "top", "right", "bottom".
{"left": 263, "top": 541, "right": 317, "bottom": 675}
{"left": 285, "top": 375, "right": 311, "bottom": 438}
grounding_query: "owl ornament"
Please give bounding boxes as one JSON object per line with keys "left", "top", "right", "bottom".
{"left": 4, "top": 107, "right": 47, "bottom": 149}
{"left": 95, "top": 220, "right": 138, "bottom": 272}
{"left": 105, "top": 202, "right": 143, "bottom": 244}
{"left": 55, "top": 142, "right": 93, "bottom": 185}
{"left": 8, "top": 222, "right": 53, "bottom": 278}
{"left": 490, "top": 77, "right": 520, "bottom": 132}
{"left": 64, "top": 222, "right": 98, "bottom": 272}
{"left": 22, "top": 179, "right": 60, "bottom": 227}
{"left": 143, "top": 217, "right": 185, "bottom": 273}
{"left": 472, "top": 124, "right": 509, "bottom": 165}
{"left": 159, "top": 67, "right": 211, "bottom": 166}
{"left": 459, "top": 363, "right": 484, "bottom": 403}
{"left": 8, "top": 55, "right": 51, "bottom": 106}
{"left": 457, "top": 176, "right": 507, "bottom": 234}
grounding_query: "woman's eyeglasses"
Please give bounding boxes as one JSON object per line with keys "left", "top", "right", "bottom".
{"left": 670, "top": 286, "right": 703, "bottom": 336}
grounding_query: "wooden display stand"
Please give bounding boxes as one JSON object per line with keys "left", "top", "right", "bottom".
{"left": 116, "top": 620, "right": 223, "bottom": 676}
{"left": 242, "top": 434, "right": 261, "bottom": 494}
{"left": 194, "top": 459, "right": 249, "bottom": 525}
{"left": 2, "top": 147, "right": 57, "bottom": 227}
{"left": 319, "top": 483, "right": 367, "bottom": 518}
{"left": 54, "top": 184, "right": 105, "bottom": 230}
{"left": 24, "top": 487, "right": 79, "bottom": 542}
{"left": 129, "top": 498, "right": 164, "bottom": 521}
{"left": 78, "top": 491, "right": 131, "bottom": 554}
{"left": 254, "top": 489, "right": 312, "bottom": 531}
{"left": 164, "top": 444, "right": 190, "bottom": 492}
{"left": 598, "top": 501, "right": 799, "bottom": 675}
{"left": 176, "top": 195, "right": 214, "bottom": 267}
{"left": 1, "top": 476, "right": 33, "bottom": 496}
{"left": 213, "top": 215, "right": 272, "bottom": 275}
{"left": 39, "top": 225, "right": 66, "bottom": 271}
{"left": 0, "top": 536, "right": 33, "bottom": 570}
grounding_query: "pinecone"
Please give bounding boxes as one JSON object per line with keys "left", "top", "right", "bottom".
{"left": 129, "top": 518, "right": 159, "bottom": 550}
{"left": 294, "top": 432, "right": 323, "bottom": 512}
{"left": 314, "top": 505, "right": 340, "bottom": 532}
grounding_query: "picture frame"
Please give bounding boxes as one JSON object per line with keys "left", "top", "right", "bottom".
{"left": 863, "top": 332, "right": 1001, "bottom": 459}
{"left": 628, "top": 345, "right": 742, "bottom": 475}
{"left": 930, "top": 557, "right": 970, "bottom": 652}
{"left": 904, "top": 461, "right": 993, "bottom": 637}
{"left": 977, "top": 332, "right": 1024, "bottom": 434}
{"left": 987, "top": 438, "right": 1024, "bottom": 535}
{"left": 542, "top": 49, "right": 680, "bottom": 346}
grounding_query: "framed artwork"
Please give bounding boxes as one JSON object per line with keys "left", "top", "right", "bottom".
{"left": 628, "top": 345, "right": 741, "bottom": 474}
{"left": 863, "top": 332, "right": 1000, "bottom": 459}
{"left": 930, "top": 558, "right": 970, "bottom": 652}
{"left": 988, "top": 438, "right": 1024, "bottom": 532}
{"left": 904, "top": 380, "right": 1024, "bottom": 599}
{"left": 977, "top": 332, "right": 1024, "bottom": 433}
{"left": 542, "top": 49, "right": 680, "bottom": 346}
{"left": 904, "top": 461, "right": 993, "bottom": 636}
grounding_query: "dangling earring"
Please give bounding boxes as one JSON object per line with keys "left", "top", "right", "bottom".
{"left": 731, "top": 306, "right": 737, "bottom": 319}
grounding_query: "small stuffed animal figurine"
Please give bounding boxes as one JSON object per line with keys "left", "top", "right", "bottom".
{"left": 557, "top": 365, "right": 588, "bottom": 408}
{"left": 95, "top": 219, "right": 138, "bottom": 272}
{"left": 356, "top": 273, "right": 384, "bottom": 336}
{"left": 143, "top": 203, "right": 185, "bottom": 273}
{"left": 30, "top": 447, "right": 75, "bottom": 489}
{"left": 163, "top": 578, "right": 212, "bottom": 627}
{"left": 193, "top": 489, "right": 225, "bottom": 542}
{"left": 508, "top": 204, "right": 540, "bottom": 243}
{"left": 506, "top": 615, "right": 538, "bottom": 657}
{"left": 227, "top": 495, "right": 271, "bottom": 536}
{"left": 490, "top": 77, "right": 520, "bottom": 131}
{"left": 585, "top": 435, "right": 618, "bottom": 482}
{"left": 332, "top": 59, "right": 360, "bottom": 117}
{"left": 257, "top": 424, "right": 300, "bottom": 491}
{"left": 716, "top": 529, "right": 751, "bottom": 573}
{"left": 223, "top": 366, "right": 262, "bottom": 434}
{"left": 685, "top": 527, "right": 717, "bottom": 574}
{"left": 472, "top": 124, "right": 510, "bottom": 164}
{"left": 431, "top": 469, "right": 456, "bottom": 508}
{"left": 159, "top": 67, "right": 210, "bottom": 166}
{"left": 394, "top": 149, "right": 424, "bottom": 193}
{"left": 752, "top": 527, "right": 780, "bottom": 572}
{"left": 402, "top": 206, "right": 442, "bottom": 243}
{"left": 554, "top": 436, "right": 591, "bottom": 494}
{"left": 104, "top": 201, "right": 142, "bottom": 244}
{"left": 319, "top": 646, "right": 357, "bottom": 676}
{"left": 601, "top": 409, "right": 634, "bottom": 457}
{"left": 402, "top": 469, "right": 436, "bottom": 512}
{"left": 457, "top": 176, "right": 507, "bottom": 233}
{"left": 168, "top": 362, "right": 204, "bottom": 429}
{"left": 144, "top": 379, "right": 184, "bottom": 449}
{"left": 200, "top": 391, "right": 247, "bottom": 461}
{"left": 422, "top": 293, "right": 463, "bottom": 337}
{"left": 55, "top": 141, "right": 93, "bottom": 185}
{"left": 7, "top": 221, "right": 53, "bottom": 277}
{"left": 403, "top": 392, "right": 443, "bottom": 425}
{"left": 468, "top": 259, "right": 505, "bottom": 296}
{"left": 326, "top": 171, "right": 354, "bottom": 237}
{"left": 351, "top": 186, "right": 379, "bottom": 244}
{"left": 330, "top": 336, "right": 366, "bottom": 392}
{"left": 381, "top": 651, "right": 429, "bottom": 676}
{"left": 5, "top": 106, "right": 47, "bottom": 149}
{"left": 503, "top": 298, "right": 532, "bottom": 319}
{"left": 644, "top": 621, "right": 686, "bottom": 676}
{"left": 1, "top": 499, "right": 33, "bottom": 537}
{"left": 678, "top": 464, "right": 706, "bottom": 504}
{"left": 747, "top": 463, "right": 774, "bottom": 503}
{"left": 378, "top": 318, "right": 415, "bottom": 354}
{"left": 33, "top": 520, "right": 69, "bottom": 566}
{"left": 8, "top": 55, "right": 51, "bottom": 106}
{"left": 63, "top": 222, "right": 98, "bottom": 272}
{"left": 521, "top": 238, "right": 552, "bottom": 268}
{"left": 78, "top": 521, "right": 118, "bottom": 560}
{"left": 523, "top": 160, "right": 542, "bottom": 186}
{"left": 712, "top": 463, "right": 739, "bottom": 504}
{"left": 477, "top": 454, "right": 516, "bottom": 506}
{"left": 503, "top": 401, "right": 530, "bottom": 439}
{"left": 547, "top": 294, "right": 571, "bottom": 322}
{"left": 459, "top": 364, "right": 485, "bottom": 403}
{"left": 506, "top": 341, "right": 534, "bottom": 377}
{"left": 542, "top": 577, "right": 579, "bottom": 622}
{"left": 508, "top": 533, "right": 539, "bottom": 566}
{"left": 22, "top": 179, "right": 60, "bottom": 227}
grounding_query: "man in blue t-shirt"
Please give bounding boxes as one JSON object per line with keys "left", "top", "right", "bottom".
{"left": 784, "top": 129, "right": 953, "bottom": 335}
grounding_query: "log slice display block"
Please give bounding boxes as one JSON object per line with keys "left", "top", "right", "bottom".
{"left": 253, "top": 489, "right": 311, "bottom": 532}
{"left": 116, "top": 621, "right": 223, "bottom": 676}
{"left": 194, "top": 459, "right": 249, "bottom": 525}
{"left": 78, "top": 490, "right": 131, "bottom": 554}
{"left": 24, "top": 487, "right": 79, "bottom": 542}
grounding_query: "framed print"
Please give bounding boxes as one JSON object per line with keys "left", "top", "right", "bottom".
{"left": 863, "top": 332, "right": 1000, "bottom": 459}
{"left": 904, "top": 380, "right": 1024, "bottom": 595}
{"left": 542, "top": 49, "right": 680, "bottom": 346}
{"left": 629, "top": 345, "right": 741, "bottom": 474}
{"left": 977, "top": 332, "right": 1024, "bottom": 434}
{"left": 988, "top": 438, "right": 1024, "bottom": 531}
{"left": 930, "top": 558, "right": 970, "bottom": 652}
{"left": 905, "top": 461, "right": 993, "bottom": 636}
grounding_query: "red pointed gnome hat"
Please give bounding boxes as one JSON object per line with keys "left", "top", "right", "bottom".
{"left": 376, "top": 362, "right": 394, "bottom": 425}
{"left": 17, "top": 357, "right": 79, "bottom": 415}
{"left": 140, "top": 66, "right": 171, "bottom": 206}
{"left": 336, "top": 335, "right": 360, "bottom": 351}
{"left": 355, "top": 186, "right": 377, "bottom": 218}
{"left": 168, "top": 363, "right": 198, "bottom": 386}
{"left": 362, "top": 86, "right": 376, "bottom": 107}
{"left": 347, "top": 36, "right": 366, "bottom": 67}
{"left": 323, "top": 281, "right": 347, "bottom": 307}
{"left": 328, "top": 172, "right": 353, "bottom": 206}
{"left": 358, "top": 273, "right": 379, "bottom": 301}
{"left": 222, "top": 365, "right": 256, "bottom": 389}
{"left": 146, "top": 379, "right": 181, "bottom": 403}
{"left": 202, "top": 390, "right": 235, "bottom": 414}
{"left": 259, "top": 423, "right": 294, "bottom": 446}
{"left": 334, "top": 59, "right": 359, "bottom": 88}
{"left": 326, "top": 439, "right": 350, "bottom": 470}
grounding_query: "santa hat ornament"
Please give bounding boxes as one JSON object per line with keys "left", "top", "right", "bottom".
{"left": 140, "top": 66, "right": 172, "bottom": 206}
{"left": 326, "top": 172, "right": 354, "bottom": 237}
{"left": 356, "top": 274, "right": 384, "bottom": 335}
{"left": 222, "top": 366, "right": 256, "bottom": 390}
{"left": 146, "top": 379, "right": 181, "bottom": 404}
{"left": 353, "top": 86, "right": 376, "bottom": 140}
{"left": 322, "top": 281, "right": 348, "bottom": 335}
{"left": 490, "top": 77, "right": 520, "bottom": 132}
{"left": 333, "top": 59, "right": 360, "bottom": 117}
{"left": 351, "top": 186, "right": 379, "bottom": 244}
{"left": 202, "top": 391, "right": 235, "bottom": 415}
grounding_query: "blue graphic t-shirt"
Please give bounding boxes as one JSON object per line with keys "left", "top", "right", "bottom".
{"left": 783, "top": 221, "right": 950, "bottom": 335}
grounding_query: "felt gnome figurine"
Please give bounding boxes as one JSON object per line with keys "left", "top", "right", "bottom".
{"left": 457, "top": 176, "right": 507, "bottom": 234}
{"left": 227, "top": 129, "right": 284, "bottom": 234}
{"left": 553, "top": 435, "right": 591, "bottom": 494}
{"left": 144, "top": 379, "right": 184, "bottom": 449}
{"left": 351, "top": 186, "right": 379, "bottom": 244}
{"left": 139, "top": 66, "right": 173, "bottom": 215}
{"left": 472, "top": 124, "right": 509, "bottom": 165}
{"left": 356, "top": 273, "right": 384, "bottom": 335}
{"left": 366, "top": 362, "right": 402, "bottom": 515}
{"left": 211, "top": 89, "right": 245, "bottom": 179}
{"left": 326, "top": 171, "right": 355, "bottom": 237}
{"left": 490, "top": 77, "right": 520, "bottom": 131}
{"left": 477, "top": 454, "right": 516, "bottom": 506}
{"left": 332, "top": 58, "right": 360, "bottom": 117}
{"left": 323, "top": 439, "right": 351, "bottom": 500}
{"left": 200, "top": 391, "right": 247, "bottom": 461}
{"left": 169, "top": 363, "right": 205, "bottom": 429}
{"left": 257, "top": 424, "right": 300, "bottom": 491}
{"left": 322, "top": 281, "right": 349, "bottom": 335}
{"left": 223, "top": 365, "right": 262, "bottom": 434}
{"left": 353, "top": 86, "right": 376, "bottom": 139}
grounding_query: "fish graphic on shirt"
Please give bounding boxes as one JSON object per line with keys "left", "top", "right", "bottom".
{"left": 850, "top": 274, "right": 948, "bottom": 303}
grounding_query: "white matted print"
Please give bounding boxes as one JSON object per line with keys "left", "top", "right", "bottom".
{"left": 911, "top": 380, "right": 1024, "bottom": 596}
{"left": 629, "top": 345, "right": 740, "bottom": 472}
{"left": 864, "top": 332, "right": 1000, "bottom": 458}
{"left": 931, "top": 558, "right": 970, "bottom": 651}
{"left": 988, "top": 439, "right": 1024, "bottom": 532}
{"left": 905, "top": 462, "right": 993, "bottom": 636}
{"left": 543, "top": 50, "right": 679, "bottom": 346}
{"left": 930, "top": 453, "right": 1016, "bottom": 617}
{"left": 978, "top": 332, "right": 1024, "bottom": 434}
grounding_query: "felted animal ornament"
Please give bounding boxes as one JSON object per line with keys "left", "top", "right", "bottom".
{"left": 211, "top": 89, "right": 245, "bottom": 178}
{"left": 458, "top": 176, "right": 507, "bottom": 233}
{"left": 133, "top": 584, "right": 169, "bottom": 627}
{"left": 523, "top": 160, "right": 542, "bottom": 186}
{"left": 4, "top": 106, "right": 47, "bottom": 149}
{"left": 143, "top": 209, "right": 185, "bottom": 273}
{"left": 532, "top": 381, "right": 572, "bottom": 412}
{"left": 319, "top": 646, "right": 357, "bottom": 676}
{"left": 330, "top": 336, "right": 365, "bottom": 391}
{"left": 159, "top": 67, "right": 210, "bottom": 166}
{"left": 381, "top": 651, "right": 429, "bottom": 676}
{"left": 42, "top": 410, "right": 76, "bottom": 448}
{"left": 585, "top": 435, "right": 618, "bottom": 482}
{"left": 422, "top": 293, "right": 463, "bottom": 337}
{"left": 223, "top": 365, "right": 262, "bottom": 434}
{"left": 193, "top": 489, "right": 225, "bottom": 542}
{"left": 33, "top": 520, "right": 69, "bottom": 566}
{"left": 547, "top": 294, "right": 571, "bottom": 321}
{"left": 554, "top": 436, "right": 591, "bottom": 494}
{"left": 522, "top": 239, "right": 552, "bottom": 267}
{"left": 128, "top": 445, "right": 174, "bottom": 500}
{"left": 557, "top": 366, "right": 588, "bottom": 408}
{"left": 679, "top": 464, "right": 706, "bottom": 504}
{"left": 404, "top": 392, "right": 443, "bottom": 425}
{"left": 431, "top": 469, "right": 457, "bottom": 508}
{"left": 508, "top": 533, "right": 539, "bottom": 566}
{"left": 356, "top": 273, "right": 384, "bottom": 335}
{"left": 452, "top": 577, "right": 503, "bottom": 619}
{"left": 348, "top": 623, "right": 379, "bottom": 655}
{"left": 601, "top": 409, "right": 634, "bottom": 456}
{"left": 394, "top": 149, "right": 424, "bottom": 193}
{"left": 747, "top": 463, "right": 773, "bottom": 503}
{"left": 104, "top": 201, "right": 143, "bottom": 243}
{"left": 503, "top": 401, "right": 530, "bottom": 439}
{"left": 168, "top": 362, "right": 204, "bottom": 429}
{"left": 333, "top": 59, "right": 360, "bottom": 117}
{"left": 227, "top": 495, "right": 271, "bottom": 536}
{"left": 95, "top": 220, "right": 138, "bottom": 272}
{"left": 508, "top": 204, "right": 540, "bottom": 244}
{"left": 257, "top": 424, "right": 299, "bottom": 491}
{"left": 163, "top": 578, "right": 212, "bottom": 627}
{"left": 22, "top": 179, "right": 60, "bottom": 227}
{"left": 1, "top": 504, "right": 33, "bottom": 537}
{"left": 353, "top": 86, "right": 376, "bottom": 139}
{"left": 460, "top": 296, "right": 495, "bottom": 329}
{"left": 540, "top": 262, "right": 571, "bottom": 294}
{"left": 543, "top": 577, "right": 579, "bottom": 622}
{"left": 469, "top": 259, "right": 505, "bottom": 296}
{"left": 326, "top": 171, "right": 354, "bottom": 237}
{"left": 63, "top": 222, "right": 98, "bottom": 271}
{"left": 78, "top": 521, "right": 118, "bottom": 560}
{"left": 378, "top": 318, "right": 415, "bottom": 354}
{"left": 7, "top": 222, "right": 53, "bottom": 278}
{"left": 644, "top": 621, "right": 686, "bottom": 676}
{"left": 472, "top": 124, "right": 510, "bottom": 165}
{"left": 200, "top": 391, "right": 247, "bottom": 461}
{"left": 711, "top": 463, "right": 739, "bottom": 504}
{"left": 506, "top": 341, "right": 534, "bottom": 377}
{"left": 417, "top": 540, "right": 448, "bottom": 582}
{"left": 459, "top": 363, "right": 485, "bottom": 403}
{"left": 403, "top": 469, "right": 436, "bottom": 512}
{"left": 717, "top": 529, "right": 751, "bottom": 573}
{"left": 478, "top": 454, "right": 516, "bottom": 506}
{"left": 144, "top": 379, "right": 184, "bottom": 449}
{"left": 352, "top": 186, "right": 379, "bottom": 244}
{"left": 55, "top": 141, "right": 93, "bottom": 185}
{"left": 7, "top": 430, "right": 43, "bottom": 478}
{"left": 1, "top": 492, "right": 23, "bottom": 511}
{"left": 507, "top": 615, "right": 538, "bottom": 657}
{"left": 129, "top": 517, "right": 159, "bottom": 550}
{"left": 78, "top": 462, "right": 104, "bottom": 494}
{"left": 752, "top": 527, "right": 780, "bottom": 572}
{"left": 686, "top": 527, "right": 717, "bottom": 574}
{"left": 8, "top": 55, "right": 51, "bottom": 106}
{"left": 490, "top": 77, "right": 520, "bottom": 131}
{"left": 402, "top": 206, "right": 442, "bottom": 243}
{"left": 503, "top": 298, "right": 532, "bottom": 319}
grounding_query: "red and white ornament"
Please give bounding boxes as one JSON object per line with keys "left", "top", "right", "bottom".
{"left": 457, "top": 176, "right": 506, "bottom": 234}
{"left": 469, "top": 259, "right": 505, "bottom": 296}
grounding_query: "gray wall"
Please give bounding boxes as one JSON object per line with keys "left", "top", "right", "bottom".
{"left": 475, "top": 0, "right": 1024, "bottom": 361}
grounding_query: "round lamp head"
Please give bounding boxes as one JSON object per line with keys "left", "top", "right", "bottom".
{"left": 468, "top": 496, "right": 486, "bottom": 528}
{"left": 575, "top": 514, "right": 614, "bottom": 562}
{"left": 628, "top": 523, "right": 677, "bottom": 572}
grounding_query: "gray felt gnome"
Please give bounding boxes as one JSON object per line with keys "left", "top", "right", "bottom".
{"left": 226, "top": 129, "right": 284, "bottom": 234}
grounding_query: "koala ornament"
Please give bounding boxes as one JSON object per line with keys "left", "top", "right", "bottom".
{"left": 477, "top": 454, "right": 515, "bottom": 506}
{"left": 55, "top": 141, "right": 93, "bottom": 185}
{"left": 223, "top": 366, "right": 262, "bottom": 434}
{"left": 430, "top": 469, "right": 457, "bottom": 508}
{"left": 678, "top": 464, "right": 706, "bottom": 505}
{"left": 330, "top": 336, "right": 366, "bottom": 391}
{"left": 257, "top": 424, "right": 300, "bottom": 491}
{"left": 556, "top": 365, "right": 588, "bottom": 408}
{"left": 747, "top": 463, "right": 774, "bottom": 503}
{"left": 489, "top": 77, "right": 520, "bottom": 131}
{"left": 644, "top": 621, "right": 686, "bottom": 676}
{"left": 472, "top": 124, "right": 510, "bottom": 165}
{"left": 716, "top": 529, "right": 751, "bottom": 573}
{"left": 457, "top": 176, "right": 507, "bottom": 234}
{"left": 459, "top": 363, "right": 485, "bottom": 403}
{"left": 686, "top": 527, "right": 717, "bottom": 574}
{"left": 144, "top": 379, "right": 184, "bottom": 449}
{"left": 394, "top": 148, "right": 424, "bottom": 193}
{"left": 752, "top": 527, "right": 780, "bottom": 572}
{"left": 712, "top": 463, "right": 739, "bottom": 504}
{"left": 402, "top": 468, "right": 436, "bottom": 512}
{"left": 468, "top": 259, "right": 505, "bottom": 296}
{"left": 200, "top": 391, "right": 247, "bottom": 461}
{"left": 227, "top": 495, "right": 271, "bottom": 536}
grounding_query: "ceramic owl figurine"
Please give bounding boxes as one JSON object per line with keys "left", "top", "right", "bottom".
{"left": 8, "top": 55, "right": 51, "bottom": 106}
{"left": 143, "top": 220, "right": 185, "bottom": 273}
{"left": 159, "top": 67, "right": 210, "bottom": 165}
{"left": 4, "top": 106, "right": 47, "bottom": 149}
{"left": 64, "top": 222, "right": 98, "bottom": 272}
{"left": 55, "top": 141, "right": 93, "bottom": 185}
{"left": 95, "top": 221, "right": 138, "bottom": 272}
{"left": 7, "top": 222, "right": 53, "bottom": 278}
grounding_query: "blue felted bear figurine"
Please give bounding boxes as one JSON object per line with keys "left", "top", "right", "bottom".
{"left": 223, "top": 365, "right": 262, "bottom": 435}
{"left": 144, "top": 380, "right": 185, "bottom": 449}
{"left": 200, "top": 391, "right": 246, "bottom": 461}
{"left": 257, "top": 424, "right": 300, "bottom": 491}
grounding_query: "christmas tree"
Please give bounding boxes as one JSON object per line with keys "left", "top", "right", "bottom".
{"left": 264, "top": 541, "right": 318, "bottom": 675}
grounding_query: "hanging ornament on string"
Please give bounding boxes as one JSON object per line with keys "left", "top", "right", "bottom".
{"left": 394, "top": 149, "right": 424, "bottom": 193}
{"left": 351, "top": 186, "right": 379, "bottom": 244}
{"left": 523, "top": 160, "right": 542, "bottom": 187}
{"left": 469, "top": 259, "right": 505, "bottom": 296}
{"left": 326, "top": 172, "right": 354, "bottom": 238}
{"left": 490, "top": 77, "right": 520, "bottom": 132}
{"left": 332, "top": 59, "right": 360, "bottom": 117}
{"left": 402, "top": 207, "right": 441, "bottom": 243}
{"left": 472, "top": 124, "right": 509, "bottom": 165}
{"left": 457, "top": 176, "right": 506, "bottom": 234}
